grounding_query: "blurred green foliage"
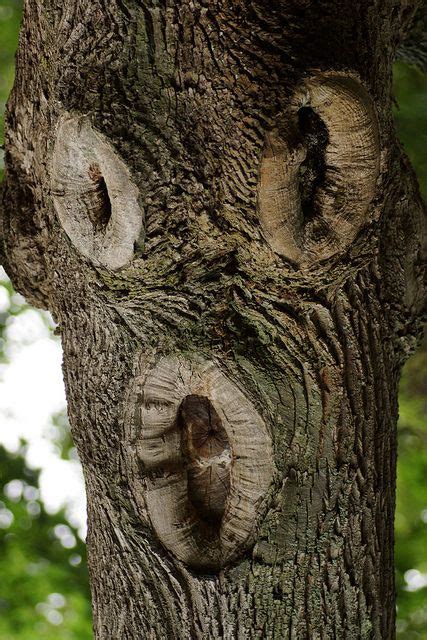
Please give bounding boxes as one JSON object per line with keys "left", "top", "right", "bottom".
{"left": 395, "top": 335, "right": 427, "bottom": 638}
{"left": 393, "top": 62, "right": 427, "bottom": 639}
{"left": 394, "top": 62, "right": 427, "bottom": 200}
{"left": 0, "top": 0, "right": 426, "bottom": 637}
{"left": 0, "top": 444, "right": 92, "bottom": 639}
{"left": 0, "top": 277, "right": 29, "bottom": 363}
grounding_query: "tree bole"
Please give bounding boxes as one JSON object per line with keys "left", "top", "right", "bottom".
{"left": 1, "top": 1, "right": 426, "bottom": 638}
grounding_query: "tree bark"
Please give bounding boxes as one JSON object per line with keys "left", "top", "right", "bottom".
{"left": 1, "top": 1, "right": 426, "bottom": 638}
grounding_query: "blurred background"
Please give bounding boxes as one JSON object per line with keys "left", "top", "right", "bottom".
{"left": 0, "top": 1, "right": 426, "bottom": 638}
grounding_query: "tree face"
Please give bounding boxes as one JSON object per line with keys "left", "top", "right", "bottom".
{"left": 2, "top": 1, "right": 425, "bottom": 637}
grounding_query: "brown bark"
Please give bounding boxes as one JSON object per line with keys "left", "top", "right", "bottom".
{"left": 1, "top": 1, "right": 426, "bottom": 638}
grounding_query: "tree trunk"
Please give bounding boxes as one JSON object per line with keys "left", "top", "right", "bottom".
{"left": 1, "top": 1, "right": 425, "bottom": 638}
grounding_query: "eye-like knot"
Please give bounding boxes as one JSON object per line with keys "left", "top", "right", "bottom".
{"left": 51, "top": 114, "right": 143, "bottom": 270}
{"left": 258, "top": 73, "right": 381, "bottom": 266}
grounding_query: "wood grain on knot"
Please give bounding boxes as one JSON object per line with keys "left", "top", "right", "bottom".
{"left": 51, "top": 114, "right": 143, "bottom": 270}
{"left": 126, "top": 356, "right": 274, "bottom": 570}
{"left": 179, "top": 394, "right": 231, "bottom": 524}
{"left": 258, "top": 72, "right": 381, "bottom": 266}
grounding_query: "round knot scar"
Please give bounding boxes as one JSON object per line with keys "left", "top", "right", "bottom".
{"left": 125, "top": 356, "right": 275, "bottom": 570}
{"left": 50, "top": 114, "right": 143, "bottom": 270}
{"left": 258, "top": 73, "right": 380, "bottom": 266}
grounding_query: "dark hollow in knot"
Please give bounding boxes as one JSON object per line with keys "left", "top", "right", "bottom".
{"left": 88, "top": 163, "right": 113, "bottom": 232}
{"left": 179, "top": 395, "right": 231, "bottom": 525}
{"left": 297, "top": 106, "right": 329, "bottom": 221}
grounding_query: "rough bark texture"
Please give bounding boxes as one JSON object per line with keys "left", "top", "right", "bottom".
{"left": 1, "top": 1, "right": 426, "bottom": 638}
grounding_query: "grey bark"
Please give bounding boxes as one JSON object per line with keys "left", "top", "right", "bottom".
{"left": 1, "top": 1, "right": 426, "bottom": 638}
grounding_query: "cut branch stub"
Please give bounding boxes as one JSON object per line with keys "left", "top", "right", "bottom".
{"left": 51, "top": 114, "right": 143, "bottom": 270}
{"left": 127, "top": 356, "right": 274, "bottom": 570}
{"left": 258, "top": 73, "right": 381, "bottom": 266}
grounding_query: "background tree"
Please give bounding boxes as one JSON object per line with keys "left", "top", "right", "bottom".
{"left": 1, "top": 1, "right": 426, "bottom": 638}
